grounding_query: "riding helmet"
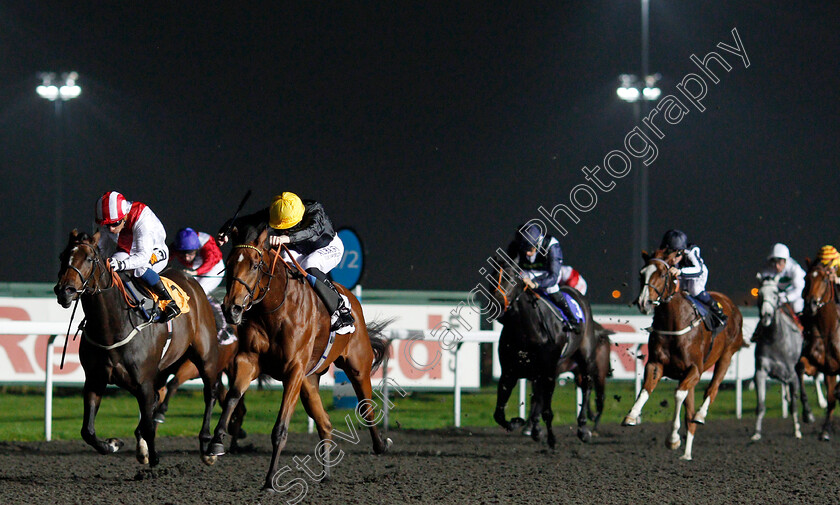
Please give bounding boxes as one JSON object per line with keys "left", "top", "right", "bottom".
{"left": 95, "top": 191, "right": 131, "bottom": 225}
{"left": 659, "top": 229, "right": 687, "bottom": 252}
{"left": 767, "top": 243, "right": 790, "bottom": 261}
{"left": 269, "top": 192, "right": 305, "bottom": 230}
{"left": 517, "top": 223, "right": 545, "bottom": 252}
{"left": 174, "top": 228, "right": 201, "bottom": 251}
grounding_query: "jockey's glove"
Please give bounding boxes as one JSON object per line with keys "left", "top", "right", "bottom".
{"left": 112, "top": 260, "right": 127, "bottom": 272}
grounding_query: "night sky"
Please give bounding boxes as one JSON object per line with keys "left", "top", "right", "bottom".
{"left": 1, "top": 2, "right": 838, "bottom": 304}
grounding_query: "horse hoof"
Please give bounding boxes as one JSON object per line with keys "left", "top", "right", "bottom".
{"left": 804, "top": 413, "right": 816, "bottom": 424}
{"left": 153, "top": 413, "right": 165, "bottom": 424}
{"left": 201, "top": 454, "right": 217, "bottom": 466}
{"left": 667, "top": 438, "right": 681, "bottom": 450}
{"left": 509, "top": 417, "right": 526, "bottom": 430}
{"left": 692, "top": 416, "right": 706, "bottom": 425}
{"left": 621, "top": 415, "right": 637, "bottom": 427}
{"left": 820, "top": 432, "right": 831, "bottom": 442}
{"left": 521, "top": 427, "right": 532, "bottom": 437}
{"left": 750, "top": 433, "right": 761, "bottom": 442}
{"left": 679, "top": 454, "right": 692, "bottom": 461}
{"left": 207, "top": 442, "right": 226, "bottom": 456}
{"left": 795, "top": 431, "right": 802, "bottom": 440}
{"left": 578, "top": 428, "right": 592, "bottom": 444}
{"left": 105, "top": 438, "right": 124, "bottom": 453}
{"left": 385, "top": 437, "right": 393, "bottom": 449}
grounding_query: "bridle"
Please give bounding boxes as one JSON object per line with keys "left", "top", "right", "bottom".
{"left": 643, "top": 257, "right": 677, "bottom": 306}
{"left": 493, "top": 266, "right": 529, "bottom": 314}
{"left": 228, "top": 244, "right": 275, "bottom": 311}
{"left": 62, "top": 243, "right": 112, "bottom": 296}
{"left": 807, "top": 265, "right": 835, "bottom": 312}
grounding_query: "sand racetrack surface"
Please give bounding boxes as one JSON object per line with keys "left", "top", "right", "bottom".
{"left": 1, "top": 418, "right": 838, "bottom": 504}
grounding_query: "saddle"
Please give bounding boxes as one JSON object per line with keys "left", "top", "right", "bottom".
{"left": 685, "top": 294, "right": 724, "bottom": 336}
{"left": 122, "top": 275, "right": 191, "bottom": 322}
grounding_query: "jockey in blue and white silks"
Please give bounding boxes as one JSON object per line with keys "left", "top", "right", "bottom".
{"left": 506, "top": 223, "right": 580, "bottom": 331}
{"left": 659, "top": 229, "right": 727, "bottom": 327}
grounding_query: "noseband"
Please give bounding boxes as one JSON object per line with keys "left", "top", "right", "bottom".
{"left": 643, "top": 257, "right": 677, "bottom": 305}
{"left": 808, "top": 267, "right": 835, "bottom": 312}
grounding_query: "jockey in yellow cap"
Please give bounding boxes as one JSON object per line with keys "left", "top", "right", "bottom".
{"left": 817, "top": 245, "right": 840, "bottom": 288}
{"left": 265, "top": 192, "right": 353, "bottom": 332}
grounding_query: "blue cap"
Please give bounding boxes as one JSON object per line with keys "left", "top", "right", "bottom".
{"left": 174, "top": 228, "right": 201, "bottom": 251}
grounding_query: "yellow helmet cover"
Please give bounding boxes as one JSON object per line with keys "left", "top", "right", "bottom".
{"left": 269, "top": 192, "right": 305, "bottom": 229}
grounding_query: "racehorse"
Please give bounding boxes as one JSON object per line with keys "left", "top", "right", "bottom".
{"left": 623, "top": 250, "right": 744, "bottom": 460}
{"left": 153, "top": 333, "right": 249, "bottom": 452}
{"left": 751, "top": 276, "right": 804, "bottom": 440}
{"left": 800, "top": 261, "right": 840, "bottom": 441}
{"left": 208, "top": 222, "right": 391, "bottom": 489}
{"left": 490, "top": 260, "right": 607, "bottom": 447}
{"left": 53, "top": 230, "right": 219, "bottom": 466}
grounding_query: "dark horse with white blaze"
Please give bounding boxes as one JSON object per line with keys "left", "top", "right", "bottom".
{"left": 800, "top": 261, "right": 840, "bottom": 441}
{"left": 208, "top": 217, "right": 390, "bottom": 489}
{"left": 623, "top": 250, "right": 743, "bottom": 460}
{"left": 53, "top": 230, "right": 220, "bottom": 466}
{"left": 490, "top": 260, "right": 607, "bottom": 447}
{"left": 751, "top": 275, "right": 804, "bottom": 441}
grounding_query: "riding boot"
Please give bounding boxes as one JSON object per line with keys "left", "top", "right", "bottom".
{"left": 150, "top": 280, "right": 181, "bottom": 323}
{"left": 307, "top": 269, "right": 355, "bottom": 331}
{"left": 697, "top": 291, "right": 727, "bottom": 327}
{"left": 548, "top": 291, "right": 580, "bottom": 332}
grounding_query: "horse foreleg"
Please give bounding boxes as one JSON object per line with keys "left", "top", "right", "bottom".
{"left": 194, "top": 354, "right": 218, "bottom": 465}
{"left": 668, "top": 387, "right": 689, "bottom": 451}
{"left": 134, "top": 382, "right": 159, "bottom": 467}
{"left": 81, "top": 381, "right": 123, "bottom": 454}
{"left": 209, "top": 353, "right": 258, "bottom": 456}
{"left": 815, "top": 373, "right": 828, "bottom": 409}
{"left": 819, "top": 374, "right": 837, "bottom": 441}
{"left": 623, "top": 362, "right": 664, "bottom": 426}
{"left": 494, "top": 373, "right": 524, "bottom": 431}
{"left": 263, "top": 369, "right": 305, "bottom": 491}
{"left": 752, "top": 369, "right": 768, "bottom": 441}
{"left": 796, "top": 359, "right": 817, "bottom": 422}
{"left": 789, "top": 379, "right": 802, "bottom": 439}
{"left": 299, "top": 375, "right": 333, "bottom": 481}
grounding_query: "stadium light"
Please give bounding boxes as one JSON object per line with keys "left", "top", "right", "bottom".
{"left": 37, "top": 72, "right": 81, "bottom": 263}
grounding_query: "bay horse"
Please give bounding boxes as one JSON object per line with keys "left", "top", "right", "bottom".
{"left": 490, "top": 261, "right": 607, "bottom": 447}
{"left": 623, "top": 250, "right": 744, "bottom": 460}
{"left": 53, "top": 230, "right": 219, "bottom": 466}
{"left": 800, "top": 261, "right": 840, "bottom": 441}
{"left": 208, "top": 223, "right": 390, "bottom": 489}
{"left": 751, "top": 276, "right": 804, "bottom": 440}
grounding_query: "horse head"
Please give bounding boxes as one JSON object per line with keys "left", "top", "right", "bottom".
{"left": 487, "top": 259, "right": 527, "bottom": 320}
{"left": 54, "top": 229, "right": 106, "bottom": 308}
{"left": 756, "top": 275, "right": 780, "bottom": 327}
{"left": 636, "top": 250, "right": 679, "bottom": 315}
{"left": 804, "top": 262, "right": 834, "bottom": 316}
{"left": 223, "top": 226, "right": 274, "bottom": 325}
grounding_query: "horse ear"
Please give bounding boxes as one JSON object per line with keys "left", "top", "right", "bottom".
{"left": 91, "top": 230, "right": 100, "bottom": 244}
{"left": 256, "top": 227, "right": 269, "bottom": 247}
{"left": 68, "top": 229, "right": 79, "bottom": 241}
{"left": 805, "top": 257, "right": 812, "bottom": 270}
{"left": 641, "top": 250, "right": 650, "bottom": 263}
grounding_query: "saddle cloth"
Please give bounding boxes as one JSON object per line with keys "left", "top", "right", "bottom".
{"left": 685, "top": 294, "right": 721, "bottom": 334}
{"left": 541, "top": 290, "right": 586, "bottom": 324}
{"left": 124, "top": 276, "right": 190, "bottom": 320}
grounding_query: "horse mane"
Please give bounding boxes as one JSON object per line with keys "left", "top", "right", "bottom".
{"left": 232, "top": 208, "right": 271, "bottom": 244}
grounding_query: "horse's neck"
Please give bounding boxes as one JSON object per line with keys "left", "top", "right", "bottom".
{"left": 80, "top": 286, "right": 129, "bottom": 336}
{"left": 260, "top": 271, "right": 321, "bottom": 327}
{"left": 814, "top": 303, "right": 840, "bottom": 338}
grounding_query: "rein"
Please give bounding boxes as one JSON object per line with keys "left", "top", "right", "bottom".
{"left": 810, "top": 268, "right": 835, "bottom": 312}
{"left": 644, "top": 257, "right": 677, "bottom": 305}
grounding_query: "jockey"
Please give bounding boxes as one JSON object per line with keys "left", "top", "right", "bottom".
{"left": 505, "top": 223, "right": 580, "bottom": 331}
{"left": 95, "top": 191, "right": 180, "bottom": 322}
{"left": 266, "top": 192, "right": 354, "bottom": 332}
{"left": 816, "top": 245, "right": 840, "bottom": 300}
{"left": 558, "top": 265, "right": 587, "bottom": 295}
{"left": 171, "top": 228, "right": 225, "bottom": 295}
{"left": 659, "top": 229, "right": 727, "bottom": 328}
{"left": 758, "top": 243, "right": 806, "bottom": 313}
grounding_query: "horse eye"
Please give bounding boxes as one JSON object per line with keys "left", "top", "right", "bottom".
{"left": 252, "top": 263, "right": 260, "bottom": 270}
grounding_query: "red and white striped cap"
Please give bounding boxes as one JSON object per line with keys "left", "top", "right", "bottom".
{"left": 95, "top": 191, "right": 131, "bottom": 225}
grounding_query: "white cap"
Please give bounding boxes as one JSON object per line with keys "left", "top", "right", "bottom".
{"left": 767, "top": 243, "right": 790, "bottom": 261}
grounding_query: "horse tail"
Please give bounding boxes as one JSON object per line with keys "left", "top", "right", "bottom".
{"left": 367, "top": 318, "right": 396, "bottom": 373}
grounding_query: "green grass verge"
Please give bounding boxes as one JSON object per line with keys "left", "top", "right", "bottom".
{"left": 0, "top": 380, "right": 795, "bottom": 442}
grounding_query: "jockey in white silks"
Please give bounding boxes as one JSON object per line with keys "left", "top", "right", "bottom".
{"left": 95, "top": 191, "right": 179, "bottom": 322}
{"left": 758, "top": 243, "right": 806, "bottom": 314}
